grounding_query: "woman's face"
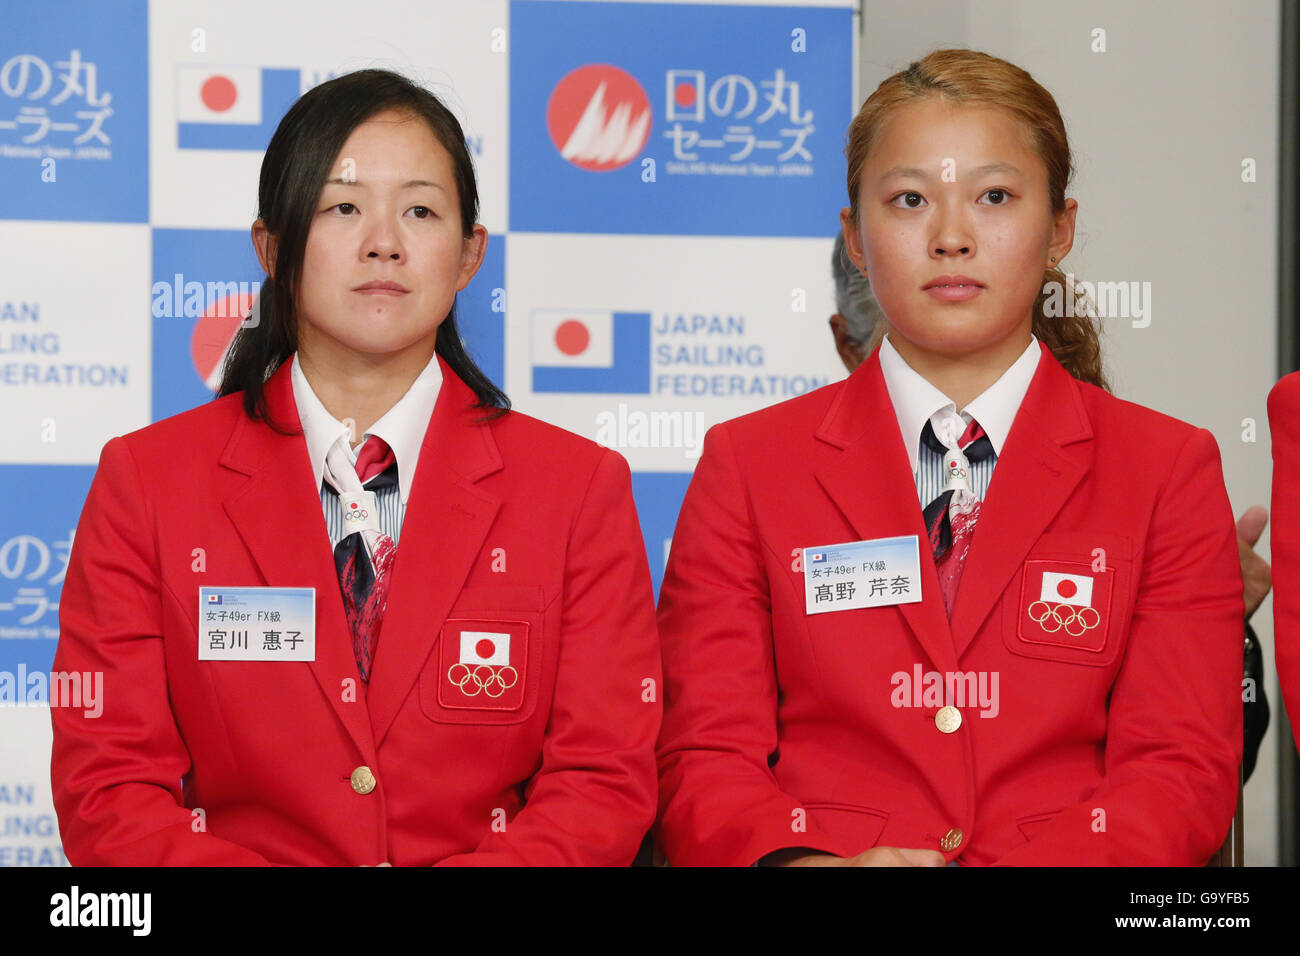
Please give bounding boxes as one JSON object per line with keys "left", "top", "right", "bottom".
{"left": 288, "top": 108, "right": 486, "bottom": 366}
{"left": 841, "top": 97, "right": 1075, "bottom": 366}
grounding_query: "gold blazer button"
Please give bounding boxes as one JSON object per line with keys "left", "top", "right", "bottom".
{"left": 940, "top": 828, "right": 963, "bottom": 852}
{"left": 350, "top": 766, "right": 377, "bottom": 795}
{"left": 935, "top": 705, "right": 962, "bottom": 734}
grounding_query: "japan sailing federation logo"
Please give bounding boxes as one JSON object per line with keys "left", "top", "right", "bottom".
{"left": 546, "top": 64, "right": 652, "bottom": 171}
{"left": 438, "top": 619, "right": 529, "bottom": 711}
{"left": 1019, "top": 562, "right": 1112, "bottom": 652}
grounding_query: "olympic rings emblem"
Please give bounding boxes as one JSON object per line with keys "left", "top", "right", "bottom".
{"left": 343, "top": 509, "right": 370, "bottom": 521}
{"left": 447, "top": 662, "right": 520, "bottom": 698}
{"left": 1027, "top": 601, "right": 1100, "bottom": 637}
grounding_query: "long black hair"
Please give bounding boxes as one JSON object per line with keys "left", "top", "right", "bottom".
{"left": 217, "top": 68, "right": 509, "bottom": 431}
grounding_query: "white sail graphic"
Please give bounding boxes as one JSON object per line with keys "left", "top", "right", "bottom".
{"left": 560, "top": 82, "right": 650, "bottom": 166}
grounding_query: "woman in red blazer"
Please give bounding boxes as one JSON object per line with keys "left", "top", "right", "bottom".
{"left": 655, "top": 49, "right": 1243, "bottom": 866}
{"left": 51, "top": 69, "right": 661, "bottom": 866}
{"left": 1268, "top": 374, "right": 1300, "bottom": 754}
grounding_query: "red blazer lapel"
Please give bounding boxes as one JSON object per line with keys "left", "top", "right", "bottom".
{"left": 217, "top": 359, "right": 378, "bottom": 761}
{"left": 949, "top": 342, "right": 1095, "bottom": 659}
{"left": 365, "top": 356, "right": 503, "bottom": 747}
{"left": 813, "top": 349, "right": 959, "bottom": 675}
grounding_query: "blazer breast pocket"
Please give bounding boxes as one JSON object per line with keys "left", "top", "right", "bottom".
{"left": 1000, "top": 532, "right": 1134, "bottom": 667}
{"left": 419, "top": 585, "right": 546, "bottom": 725}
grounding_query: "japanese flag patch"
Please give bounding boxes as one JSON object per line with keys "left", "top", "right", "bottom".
{"left": 438, "top": 618, "right": 529, "bottom": 711}
{"left": 1019, "top": 562, "right": 1112, "bottom": 652}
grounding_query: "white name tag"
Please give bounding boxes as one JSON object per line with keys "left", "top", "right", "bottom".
{"left": 198, "top": 587, "right": 316, "bottom": 661}
{"left": 803, "top": 535, "right": 923, "bottom": 614}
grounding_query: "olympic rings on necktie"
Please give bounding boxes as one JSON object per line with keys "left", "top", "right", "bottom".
{"left": 1027, "top": 601, "right": 1101, "bottom": 637}
{"left": 343, "top": 510, "right": 370, "bottom": 521}
{"left": 446, "top": 662, "right": 520, "bottom": 697}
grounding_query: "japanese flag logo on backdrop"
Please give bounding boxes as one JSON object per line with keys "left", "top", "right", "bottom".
{"left": 531, "top": 309, "right": 614, "bottom": 367}
{"left": 175, "top": 65, "right": 262, "bottom": 124}
{"left": 1020, "top": 562, "right": 1112, "bottom": 652}
{"left": 438, "top": 619, "right": 529, "bottom": 711}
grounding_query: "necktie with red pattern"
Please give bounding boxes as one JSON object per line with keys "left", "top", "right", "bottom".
{"left": 327, "top": 436, "right": 398, "bottom": 682}
{"left": 921, "top": 417, "right": 994, "bottom": 616}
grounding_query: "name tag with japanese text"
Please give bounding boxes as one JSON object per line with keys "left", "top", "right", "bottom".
{"left": 198, "top": 587, "right": 316, "bottom": 661}
{"left": 803, "top": 536, "right": 922, "bottom": 614}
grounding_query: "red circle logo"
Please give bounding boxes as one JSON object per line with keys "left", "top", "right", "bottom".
{"left": 546, "top": 64, "right": 652, "bottom": 172}
{"left": 191, "top": 291, "right": 257, "bottom": 391}
{"left": 475, "top": 639, "right": 497, "bottom": 660}
{"left": 200, "top": 75, "right": 238, "bottom": 112}
{"left": 1056, "top": 579, "right": 1078, "bottom": 599}
{"left": 555, "top": 319, "right": 591, "bottom": 356}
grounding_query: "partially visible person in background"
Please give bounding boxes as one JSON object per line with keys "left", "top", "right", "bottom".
{"left": 831, "top": 232, "right": 1273, "bottom": 781}
{"left": 1268, "top": 375, "right": 1300, "bottom": 756}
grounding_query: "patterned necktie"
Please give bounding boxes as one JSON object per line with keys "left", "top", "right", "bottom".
{"left": 921, "top": 416, "right": 995, "bottom": 616}
{"left": 325, "top": 436, "right": 398, "bottom": 683}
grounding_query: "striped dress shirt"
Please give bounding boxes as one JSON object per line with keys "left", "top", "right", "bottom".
{"left": 289, "top": 350, "right": 443, "bottom": 551}
{"left": 876, "top": 333, "right": 1041, "bottom": 506}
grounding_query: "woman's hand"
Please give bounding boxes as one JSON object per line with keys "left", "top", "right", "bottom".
{"left": 1236, "top": 506, "right": 1271, "bottom": 620}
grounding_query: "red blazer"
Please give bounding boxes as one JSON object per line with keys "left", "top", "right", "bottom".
{"left": 1268, "top": 372, "right": 1300, "bottom": 754}
{"left": 656, "top": 342, "right": 1243, "bottom": 866}
{"left": 51, "top": 355, "right": 661, "bottom": 865}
